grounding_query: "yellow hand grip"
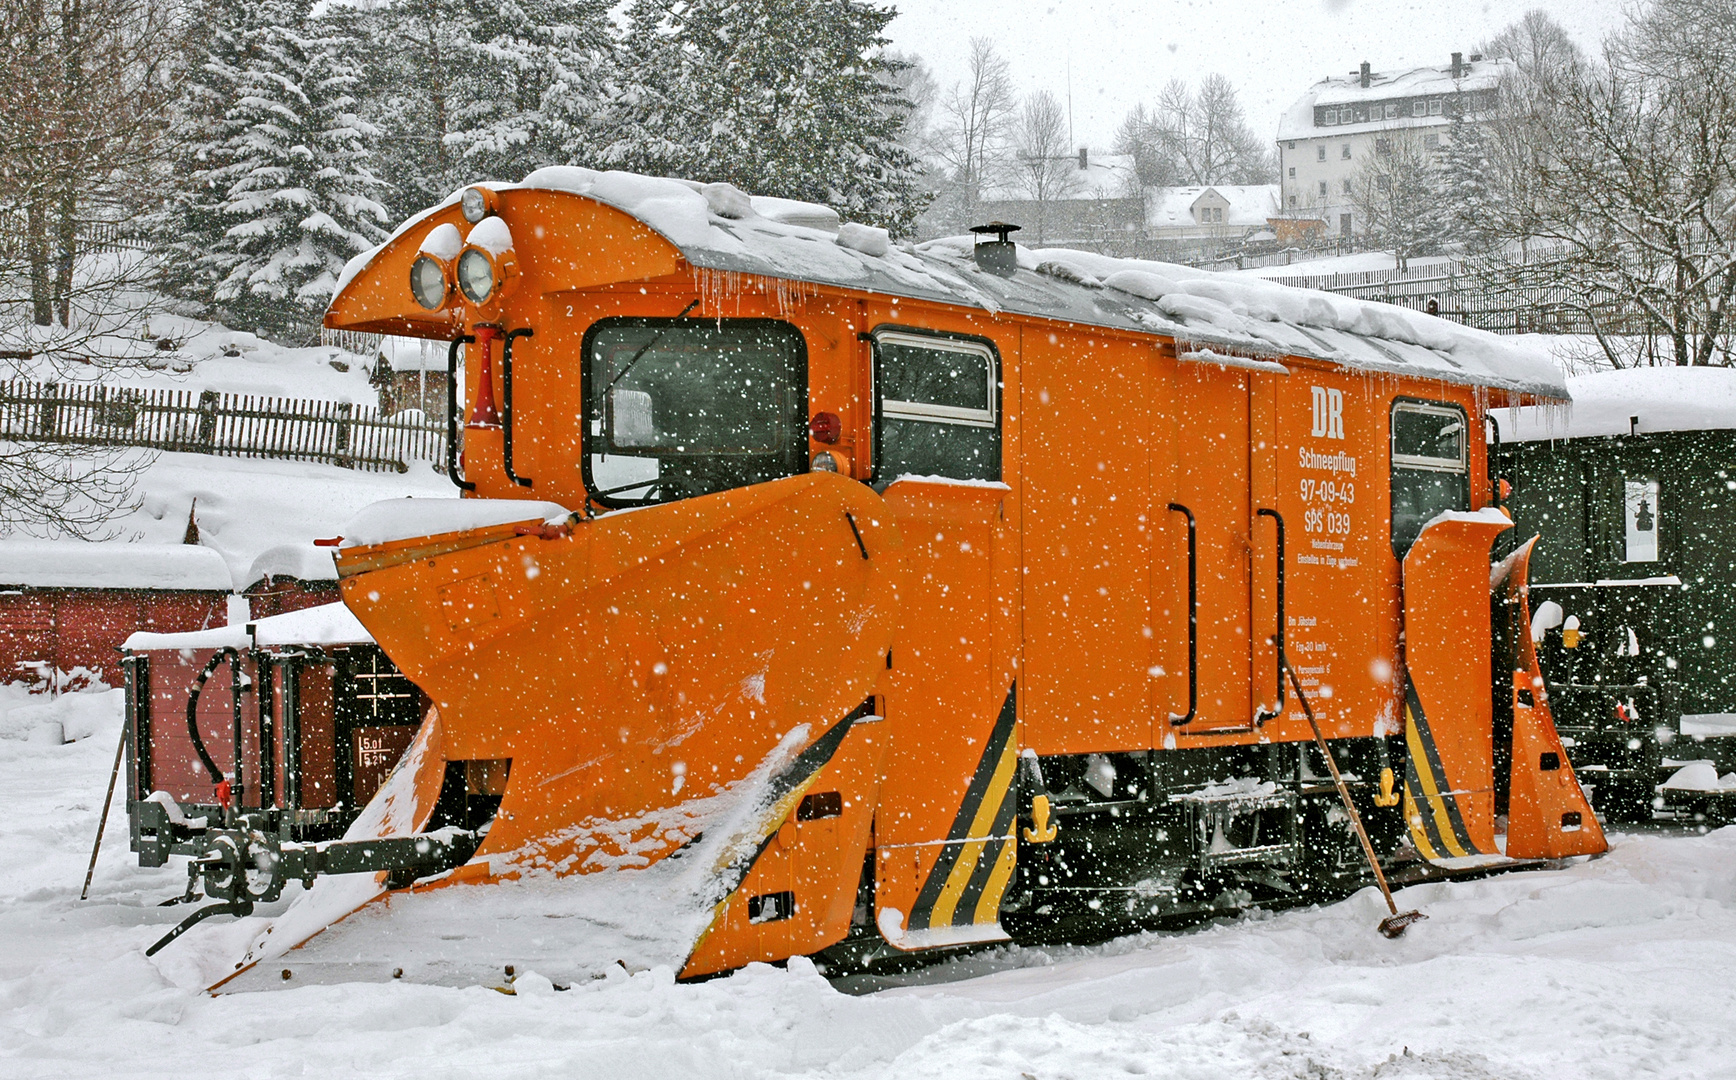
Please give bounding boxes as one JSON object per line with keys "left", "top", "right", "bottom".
{"left": 1023, "top": 793, "right": 1058, "bottom": 843}
{"left": 1375, "top": 766, "right": 1400, "bottom": 808}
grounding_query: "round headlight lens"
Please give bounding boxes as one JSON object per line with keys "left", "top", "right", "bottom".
{"left": 456, "top": 249, "right": 495, "bottom": 304}
{"left": 810, "top": 450, "right": 840, "bottom": 473}
{"left": 461, "top": 187, "right": 490, "bottom": 224}
{"left": 409, "top": 255, "right": 448, "bottom": 310}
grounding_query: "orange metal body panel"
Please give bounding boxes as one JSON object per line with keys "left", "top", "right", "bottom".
{"left": 1021, "top": 329, "right": 1154, "bottom": 753}
{"left": 1499, "top": 539, "right": 1608, "bottom": 860}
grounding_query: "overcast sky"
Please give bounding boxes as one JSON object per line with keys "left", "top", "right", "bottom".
{"left": 885, "top": 0, "right": 1629, "bottom": 151}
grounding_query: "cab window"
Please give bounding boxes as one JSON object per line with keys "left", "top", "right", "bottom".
{"left": 1390, "top": 400, "right": 1469, "bottom": 558}
{"left": 582, "top": 317, "right": 805, "bottom": 507}
{"left": 871, "top": 328, "right": 1000, "bottom": 489}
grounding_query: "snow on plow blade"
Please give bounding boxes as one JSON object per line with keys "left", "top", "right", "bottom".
{"left": 213, "top": 473, "right": 903, "bottom": 989}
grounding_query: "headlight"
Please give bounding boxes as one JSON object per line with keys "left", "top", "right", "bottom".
{"left": 461, "top": 186, "right": 493, "bottom": 224}
{"left": 457, "top": 249, "right": 495, "bottom": 304}
{"left": 409, "top": 255, "right": 449, "bottom": 310}
{"left": 810, "top": 450, "right": 841, "bottom": 473}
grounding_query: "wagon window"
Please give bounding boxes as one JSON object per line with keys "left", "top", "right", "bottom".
{"left": 1390, "top": 400, "right": 1469, "bottom": 558}
{"left": 1623, "top": 477, "right": 1660, "bottom": 563}
{"left": 582, "top": 318, "right": 806, "bottom": 507}
{"left": 871, "top": 329, "right": 1000, "bottom": 489}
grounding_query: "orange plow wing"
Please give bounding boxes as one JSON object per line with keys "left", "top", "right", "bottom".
{"left": 215, "top": 474, "right": 904, "bottom": 987}
{"left": 1400, "top": 510, "right": 1512, "bottom": 867}
{"left": 1496, "top": 537, "right": 1607, "bottom": 860}
{"left": 337, "top": 472, "right": 902, "bottom": 877}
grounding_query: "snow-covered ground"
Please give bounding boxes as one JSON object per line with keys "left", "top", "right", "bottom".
{"left": 107, "top": 451, "right": 452, "bottom": 586}
{"left": 4, "top": 687, "right": 1734, "bottom": 1079}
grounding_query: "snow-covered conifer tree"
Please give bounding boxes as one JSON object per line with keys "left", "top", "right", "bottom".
{"left": 609, "top": 0, "right": 927, "bottom": 236}
{"left": 1436, "top": 116, "right": 1500, "bottom": 252}
{"left": 367, "top": 0, "right": 612, "bottom": 220}
{"left": 188, "top": 0, "right": 387, "bottom": 335}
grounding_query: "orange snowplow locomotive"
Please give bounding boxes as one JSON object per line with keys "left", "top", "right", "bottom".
{"left": 128, "top": 170, "right": 1605, "bottom": 984}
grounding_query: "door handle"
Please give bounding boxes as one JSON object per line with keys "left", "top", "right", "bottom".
{"left": 1255, "top": 507, "right": 1285, "bottom": 725}
{"left": 1167, "top": 502, "right": 1197, "bottom": 727}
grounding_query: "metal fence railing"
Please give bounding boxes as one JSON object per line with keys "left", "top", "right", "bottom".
{"left": 0, "top": 379, "right": 447, "bottom": 473}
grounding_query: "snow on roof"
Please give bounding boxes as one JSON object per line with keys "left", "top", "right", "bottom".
{"left": 1505, "top": 367, "right": 1736, "bottom": 442}
{"left": 979, "top": 153, "right": 1138, "bottom": 203}
{"left": 246, "top": 543, "right": 338, "bottom": 585}
{"left": 1146, "top": 186, "right": 1280, "bottom": 229}
{"left": 339, "top": 497, "right": 570, "bottom": 548}
{"left": 124, "top": 601, "right": 371, "bottom": 652}
{"left": 0, "top": 541, "right": 233, "bottom": 591}
{"left": 1276, "top": 57, "right": 1512, "bottom": 142}
{"left": 334, "top": 167, "right": 1567, "bottom": 400}
{"left": 376, "top": 335, "right": 449, "bottom": 373}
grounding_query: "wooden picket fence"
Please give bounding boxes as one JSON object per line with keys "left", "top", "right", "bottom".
{"left": 0, "top": 379, "right": 447, "bottom": 473}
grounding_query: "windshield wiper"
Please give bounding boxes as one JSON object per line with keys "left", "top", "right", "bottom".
{"left": 605, "top": 300, "right": 700, "bottom": 396}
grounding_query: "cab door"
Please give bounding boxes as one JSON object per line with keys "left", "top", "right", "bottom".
{"left": 1168, "top": 361, "right": 1281, "bottom": 734}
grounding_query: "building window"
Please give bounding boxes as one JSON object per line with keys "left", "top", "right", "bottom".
{"left": 1413, "top": 100, "right": 1427, "bottom": 117}
{"left": 1384, "top": 103, "right": 1399, "bottom": 119}
{"left": 1319, "top": 181, "right": 1329, "bottom": 197}
{"left": 1376, "top": 175, "right": 1392, "bottom": 191}
{"left": 1341, "top": 144, "right": 1351, "bottom": 159}
{"left": 1343, "top": 179, "right": 1353, "bottom": 195}
{"left": 1317, "top": 145, "right": 1326, "bottom": 161}
{"left": 1286, "top": 141, "right": 1296, "bottom": 150}
{"left": 1429, "top": 98, "right": 1443, "bottom": 115}
{"left": 1423, "top": 133, "right": 1440, "bottom": 149}
{"left": 1375, "top": 138, "right": 1391, "bottom": 155}
{"left": 1288, "top": 166, "right": 1296, "bottom": 177}
{"left": 1289, "top": 195, "right": 1297, "bottom": 208}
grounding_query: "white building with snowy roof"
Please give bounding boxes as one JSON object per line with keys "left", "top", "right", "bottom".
{"left": 1276, "top": 53, "right": 1511, "bottom": 239}
{"left": 1144, "top": 185, "right": 1280, "bottom": 243}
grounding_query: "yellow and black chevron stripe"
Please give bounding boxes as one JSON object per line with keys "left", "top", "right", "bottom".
{"left": 907, "top": 686, "right": 1020, "bottom": 933}
{"left": 1400, "top": 677, "right": 1493, "bottom": 861}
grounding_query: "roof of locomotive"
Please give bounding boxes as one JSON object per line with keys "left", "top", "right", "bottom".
{"left": 1506, "top": 366, "right": 1736, "bottom": 442}
{"left": 334, "top": 167, "right": 1568, "bottom": 401}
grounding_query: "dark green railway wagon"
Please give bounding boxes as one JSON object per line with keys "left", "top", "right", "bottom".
{"left": 1494, "top": 368, "right": 1736, "bottom": 821}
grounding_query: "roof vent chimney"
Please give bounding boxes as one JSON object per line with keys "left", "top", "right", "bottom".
{"left": 1451, "top": 51, "right": 1463, "bottom": 79}
{"left": 1360, "top": 61, "right": 1371, "bottom": 88}
{"left": 970, "top": 222, "right": 1021, "bottom": 276}
{"left": 1078, "top": 147, "right": 1088, "bottom": 171}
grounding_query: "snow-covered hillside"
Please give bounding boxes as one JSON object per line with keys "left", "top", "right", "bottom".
{"left": 2, "top": 688, "right": 1732, "bottom": 1079}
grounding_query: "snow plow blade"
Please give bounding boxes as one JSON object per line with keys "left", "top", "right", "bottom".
{"left": 212, "top": 473, "right": 904, "bottom": 988}
{"left": 1400, "top": 510, "right": 1514, "bottom": 868}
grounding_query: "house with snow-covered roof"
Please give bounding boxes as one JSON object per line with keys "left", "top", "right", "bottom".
{"left": 1276, "top": 53, "right": 1511, "bottom": 239}
{"left": 975, "top": 149, "right": 1145, "bottom": 253}
{"left": 1143, "top": 185, "right": 1280, "bottom": 242}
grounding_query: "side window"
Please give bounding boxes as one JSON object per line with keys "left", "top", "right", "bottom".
{"left": 871, "top": 329, "right": 1000, "bottom": 489}
{"left": 1390, "top": 400, "right": 1469, "bottom": 558}
{"left": 1622, "top": 477, "right": 1660, "bottom": 563}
